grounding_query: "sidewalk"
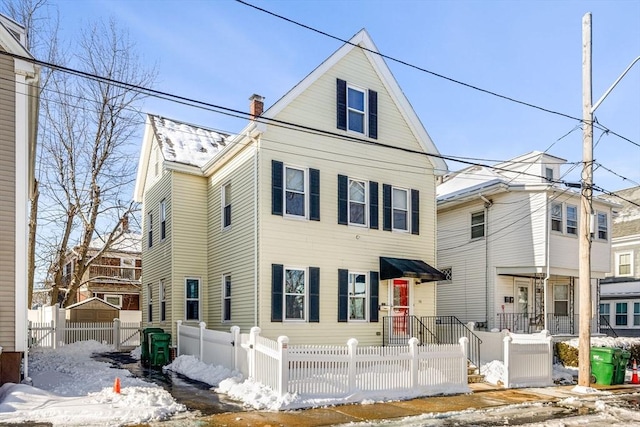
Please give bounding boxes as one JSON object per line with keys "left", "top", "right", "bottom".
{"left": 195, "top": 383, "right": 640, "bottom": 427}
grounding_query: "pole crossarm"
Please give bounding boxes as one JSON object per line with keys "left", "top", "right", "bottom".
{"left": 591, "top": 55, "right": 640, "bottom": 114}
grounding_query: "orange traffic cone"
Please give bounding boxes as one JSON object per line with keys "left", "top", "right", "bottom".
{"left": 632, "top": 360, "right": 639, "bottom": 385}
{"left": 113, "top": 377, "right": 121, "bottom": 394}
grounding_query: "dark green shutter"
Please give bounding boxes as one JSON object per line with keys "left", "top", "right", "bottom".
{"left": 369, "top": 271, "right": 379, "bottom": 322}
{"left": 369, "top": 181, "right": 378, "bottom": 229}
{"left": 338, "top": 269, "right": 348, "bottom": 322}
{"left": 411, "top": 189, "right": 420, "bottom": 235}
{"left": 309, "top": 267, "right": 320, "bottom": 322}
{"left": 272, "top": 161, "right": 283, "bottom": 216}
{"left": 337, "top": 79, "right": 347, "bottom": 130}
{"left": 271, "top": 264, "right": 283, "bottom": 322}
{"left": 368, "top": 90, "right": 378, "bottom": 139}
{"left": 338, "top": 175, "right": 348, "bottom": 225}
{"left": 383, "top": 184, "right": 392, "bottom": 231}
{"left": 310, "top": 169, "right": 320, "bottom": 221}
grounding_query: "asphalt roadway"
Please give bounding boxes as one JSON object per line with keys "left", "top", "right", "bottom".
{"left": 164, "top": 382, "right": 640, "bottom": 427}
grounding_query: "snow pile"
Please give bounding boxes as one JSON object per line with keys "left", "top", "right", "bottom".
{"left": 563, "top": 336, "right": 640, "bottom": 350}
{"left": 0, "top": 341, "right": 185, "bottom": 426}
{"left": 163, "top": 354, "right": 241, "bottom": 386}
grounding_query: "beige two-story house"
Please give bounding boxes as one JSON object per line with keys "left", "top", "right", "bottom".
{"left": 134, "top": 29, "right": 447, "bottom": 346}
{"left": 436, "top": 151, "right": 616, "bottom": 335}
{"left": 0, "top": 15, "right": 40, "bottom": 384}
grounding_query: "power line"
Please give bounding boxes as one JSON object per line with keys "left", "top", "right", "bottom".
{"left": 235, "top": 0, "right": 640, "bottom": 150}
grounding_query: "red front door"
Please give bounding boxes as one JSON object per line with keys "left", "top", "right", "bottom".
{"left": 392, "top": 279, "right": 410, "bottom": 334}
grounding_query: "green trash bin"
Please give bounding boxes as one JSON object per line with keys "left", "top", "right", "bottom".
{"left": 590, "top": 347, "right": 619, "bottom": 385}
{"left": 141, "top": 327, "right": 164, "bottom": 366}
{"left": 614, "top": 350, "right": 632, "bottom": 385}
{"left": 150, "top": 333, "right": 171, "bottom": 368}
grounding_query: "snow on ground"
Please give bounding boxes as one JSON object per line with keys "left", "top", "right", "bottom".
{"left": 0, "top": 341, "right": 185, "bottom": 426}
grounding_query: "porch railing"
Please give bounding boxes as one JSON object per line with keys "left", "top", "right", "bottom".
{"left": 496, "top": 313, "right": 608, "bottom": 336}
{"left": 599, "top": 315, "right": 618, "bottom": 338}
{"left": 382, "top": 315, "right": 482, "bottom": 369}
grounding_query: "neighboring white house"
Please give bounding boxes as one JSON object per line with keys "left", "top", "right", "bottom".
{"left": 134, "top": 29, "right": 448, "bottom": 346}
{"left": 599, "top": 186, "right": 640, "bottom": 337}
{"left": 436, "top": 151, "right": 617, "bottom": 335}
{"left": 0, "top": 14, "right": 40, "bottom": 385}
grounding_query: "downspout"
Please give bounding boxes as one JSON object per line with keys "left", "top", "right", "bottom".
{"left": 544, "top": 192, "right": 551, "bottom": 331}
{"left": 480, "top": 195, "right": 493, "bottom": 329}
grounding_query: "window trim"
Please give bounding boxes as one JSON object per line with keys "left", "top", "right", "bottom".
{"left": 147, "top": 283, "right": 153, "bottom": 322}
{"left": 283, "top": 165, "right": 308, "bottom": 219}
{"left": 147, "top": 212, "right": 153, "bottom": 248}
{"left": 104, "top": 294, "right": 122, "bottom": 308}
{"left": 283, "top": 267, "right": 307, "bottom": 322}
{"left": 222, "top": 183, "right": 231, "bottom": 229}
{"left": 347, "top": 84, "right": 367, "bottom": 135}
{"left": 551, "top": 202, "right": 563, "bottom": 233}
{"left": 600, "top": 302, "right": 610, "bottom": 324}
{"left": 348, "top": 178, "right": 368, "bottom": 227}
{"left": 222, "top": 274, "right": 232, "bottom": 323}
{"left": 615, "top": 251, "right": 633, "bottom": 277}
{"left": 185, "top": 277, "right": 201, "bottom": 321}
{"left": 391, "top": 186, "right": 409, "bottom": 232}
{"left": 471, "top": 211, "right": 485, "bottom": 239}
{"left": 634, "top": 302, "right": 640, "bottom": 327}
{"left": 566, "top": 204, "right": 578, "bottom": 236}
{"left": 596, "top": 211, "right": 608, "bottom": 241}
{"left": 160, "top": 199, "right": 167, "bottom": 240}
{"left": 553, "top": 284, "right": 569, "bottom": 316}
{"left": 545, "top": 167, "right": 554, "bottom": 182}
{"left": 160, "top": 279, "right": 166, "bottom": 322}
{"left": 616, "top": 302, "right": 628, "bottom": 326}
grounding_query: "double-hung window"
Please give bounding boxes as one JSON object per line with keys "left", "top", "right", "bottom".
{"left": 634, "top": 303, "right": 640, "bottom": 326}
{"left": 222, "top": 184, "right": 231, "bottom": 228}
{"left": 600, "top": 303, "right": 610, "bottom": 323}
{"left": 554, "top": 284, "right": 569, "bottom": 316}
{"left": 160, "top": 199, "right": 166, "bottom": 240}
{"left": 347, "top": 86, "right": 366, "bottom": 134}
{"left": 551, "top": 202, "right": 563, "bottom": 232}
{"left": 284, "top": 268, "right": 306, "bottom": 320}
{"left": 597, "top": 212, "right": 608, "bottom": 240}
{"left": 616, "top": 302, "right": 628, "bottom": 326}
{"left": 285, "top": 166, "right": 306, "bottom": 218}
{"left": 392, "top": 187, "right": 409, "bottom": 231}
{"left": 185, "top": 278, "right": 200, "bottom": 321}
{"left": 471, "top": 211, "right": 485, "bottom": 239}
{"left": 147, "top": 213, "right": 153, "bottom": 248}
{"left": 160, "top": 279, "right": 166, "bottom": 322}
{"left": 545, "top": 167, "right": 554, "bottom": 182}
{"left": 348, "top": 272, "right": 367, "bottom": 321}
{"left": 566, "top": 204, "right": 577, "bottom": 235}
{"left": 616, "top": 252, "right": 632, "bottom": 276}
{"left": 349, "top": 178, "right": 367, "bottom": 226}
{"left": 222, "top": 274, "right": 231, "bottom": 322}
{"left": 147, "top": 284, "right": 153, "bottom": 322}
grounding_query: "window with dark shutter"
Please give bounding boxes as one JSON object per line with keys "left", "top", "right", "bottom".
{"left": 309, "top": 267, "right": 320, "bottom": 322}
{"left": 368, "top": 90, "right": 377, "bottom": 139}
{"left": 411, "top": 189, "right": 419, "bottom": 235}
{"left": 369, "top": 271, "right": 379, "bottom": 322}
{"left": 337, "top": 79, "right": 347, "bottom": 130}
{"left": 338, "top": 175, "right": 348, "bottom": 225}
{"left": 338, "top": 269, "right": 348, "bottom": 322}
{"left": 382, "top": 184, "right": 392, "bottom": 231}
{"left": 271, "top": 264, "right": 283, "bottom": 322}
{"left": 369, "top": 181, "right": 378, "bottom": 229}
{"left": 272, "top": 161, "right": 283, "bottom": 216}
{"left": 310, "top": 169, "right": 320, "bottom": 221}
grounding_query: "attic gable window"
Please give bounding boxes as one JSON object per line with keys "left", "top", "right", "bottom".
{"left": 471, "top": 211, "right": 485, "bottom": 239}
{"left": 337, "top": 79, "right": 378, "bottom": 139}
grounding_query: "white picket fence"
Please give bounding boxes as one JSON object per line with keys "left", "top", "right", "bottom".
{"left": 28, "top": 318, "right": 141, "bottom": 350}
{"left": 175, "top": 323, "right": 470, "bottom": 400}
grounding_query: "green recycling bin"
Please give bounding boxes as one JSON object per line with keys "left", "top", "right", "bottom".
{"left": 141, "top": 327, "right": 164, "bottom": 366}
{"left": 590, "top": 347, "right": 620, "bottom": 385}
{"left": 150, "top": 333, "right": 171, "bottom": 368}
{"left": 614, "top": 350, "right": 632, "bottom": 385}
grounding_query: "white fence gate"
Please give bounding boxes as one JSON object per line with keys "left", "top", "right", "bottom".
{"left": 503, "top": 331, "right": 554, "bottom": 388}
{"left": 175, "top": 321, "right": 242, "bottom": 370}
{"left": 29, "top": 318, "right": 141, "bottom": 350}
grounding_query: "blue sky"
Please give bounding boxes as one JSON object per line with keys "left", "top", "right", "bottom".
{"left": 53, "top": 0, "right": 639, "bottom": 193}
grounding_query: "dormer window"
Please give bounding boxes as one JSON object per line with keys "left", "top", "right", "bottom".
{"left": 545, "top": 167, "right": 553, "bottom": 182}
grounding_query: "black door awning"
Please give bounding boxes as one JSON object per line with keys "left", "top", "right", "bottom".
{"left": 379, "top": 257, "right": 446, "bottom": 282}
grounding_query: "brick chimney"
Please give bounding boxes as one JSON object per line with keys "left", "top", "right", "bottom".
{"left": 249, "top": 94, "right": 264, "bottom": 120}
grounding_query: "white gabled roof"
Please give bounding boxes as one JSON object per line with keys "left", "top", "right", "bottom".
{"left": 262, "top": 28, "right": 448, "bottom": 175}
{"left": 437, "top": 166, "right": 506, "bottom": 200}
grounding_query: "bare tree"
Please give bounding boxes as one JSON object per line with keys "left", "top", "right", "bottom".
{"left": 3, "top": 1, "right": 156, "bottom": 307}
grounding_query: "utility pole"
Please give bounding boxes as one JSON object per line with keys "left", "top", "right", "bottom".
{"left": 578, "top": 12, "right": 593, "bottom": 388}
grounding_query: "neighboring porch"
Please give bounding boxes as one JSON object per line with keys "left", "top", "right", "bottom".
{"left": 495, "top": 312, "right": 617, "bottom": 337}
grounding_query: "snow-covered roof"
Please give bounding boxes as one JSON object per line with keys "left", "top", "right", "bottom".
{"left": 150, "top": 115, "right": 231, "bottom": 168}
{"left": 65, "top": 296, "right": 121, "bottom": 310}
{"left": 89, "top": 232, "right": 141, "bottom": 254}
{"left": 437, "top": 166, "right": 506, "bottom": 200}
